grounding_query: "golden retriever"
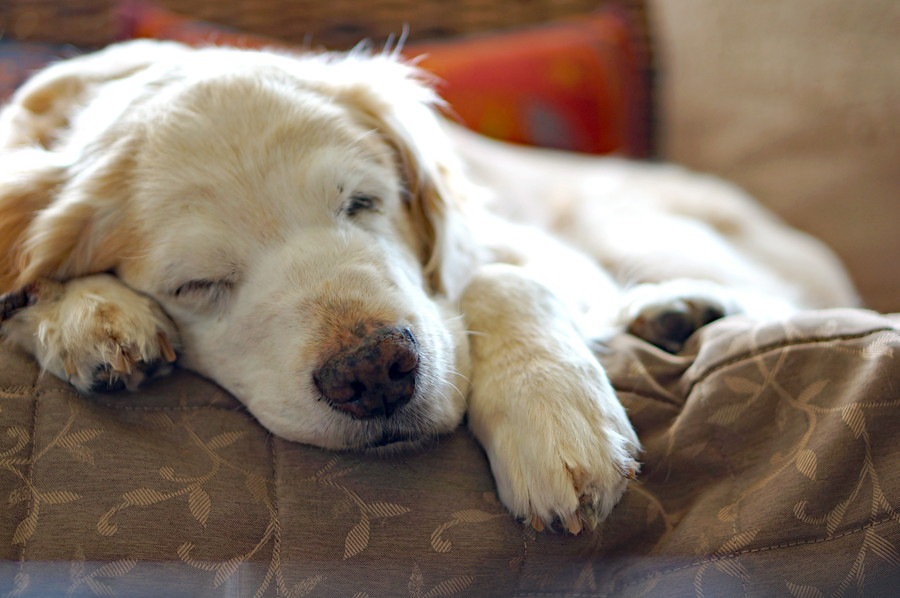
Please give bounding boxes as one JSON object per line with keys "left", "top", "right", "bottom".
{"left": 0, "top": 41, "right": 857, "bottom": 533}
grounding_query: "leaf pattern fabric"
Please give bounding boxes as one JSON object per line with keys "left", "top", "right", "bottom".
{"left": 1, "top": 308, "right": 899, "bottom": 596}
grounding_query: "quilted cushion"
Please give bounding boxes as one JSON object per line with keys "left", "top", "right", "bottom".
{"left": 2, "top": 309, "right": 898, "bottom": 595}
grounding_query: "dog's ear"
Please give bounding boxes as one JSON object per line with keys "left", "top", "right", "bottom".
{"left": 1, "top": 138, "right": 138, "bottom": 290}
{"left": 322, "top": 53, "right": 480, "bottom": 297}
{"left": 0, "top": 41, "right": 179, "bottom": 291}
{"left": 0, "top": 150, "right": 67, "bottom": 292}
{"left": 0, "top": 40, "right": 185, "bottom": 150}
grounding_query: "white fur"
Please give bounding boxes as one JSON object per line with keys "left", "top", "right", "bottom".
{"left": 0, "top": 41, "right": 858, "bottom": 532}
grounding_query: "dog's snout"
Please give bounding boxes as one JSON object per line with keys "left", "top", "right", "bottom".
{"left": 313, "top": 327, "right": 419, "bottom": 419}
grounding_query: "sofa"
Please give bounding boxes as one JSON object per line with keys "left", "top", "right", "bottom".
{"left": 1, "top": 1, "right": 898, "bottom": 596}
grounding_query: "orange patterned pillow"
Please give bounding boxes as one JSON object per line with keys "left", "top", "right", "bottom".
{"left": 413, "top": 11, "right": 651, "bottom": 156}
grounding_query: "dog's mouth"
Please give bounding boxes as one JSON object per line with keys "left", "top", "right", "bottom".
{"left": 364, "top": 431, "right": 421, "bottom": 449}
{"left": 350, "top": 417, "right": 442, "bottom": 453}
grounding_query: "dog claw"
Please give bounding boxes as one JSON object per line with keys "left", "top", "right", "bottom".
{"left": 158, "top": 331, "right": 177, "bottom": 362}
{"left": 90, "top": 338, "right": 175, "bottom": 393}
{"left": 530, "top": 516, "right": 545, "bottom": 532}
{"left": 64, "top": 357, "right": 77, "bottom": 378}
{"left": 564, "top": 513, "right": 583, "bottom": 535}
{"left": 111, "top": 350, "right": 132, "bottom": 375}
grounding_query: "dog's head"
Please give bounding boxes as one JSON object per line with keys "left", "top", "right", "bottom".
{"left": 3, "top": 41, "right": 476, "bottom": 450}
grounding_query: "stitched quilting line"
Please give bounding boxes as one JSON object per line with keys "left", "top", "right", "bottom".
{"left": 82, "top": 402, "right": 247, "bottom": 413}
{"left": 14, "top": 383, "right": 684, "bottom": 420}
{"left": 514, "top": 517, "right": 532, "bottom": 596}
{"left": 709, "top": 419, "right": 746, "bottom": 598}
{"left": 14, "top": 382, "right": 681, "bottom": 419}
{"left": 0, "top": 385, "right": 39, "bottom": 398}
{"left": 18, "top": 386, "right": 248, "bottom": 414}
{"left": 611, "top": 386, "right": 682, "bottom": 410}
{"left": 10, "top": 372, "right": 41, "bottom": 591}
{"left": 514, "top": 517, "right": 898, "bottom": 598}
{"left": 609, "top": 516, "right": 898, "bottom": 596}
{"left": 268, "top": 434, "right": 283, "bottom": 598}
{"left": 687, "top": 326, "right": 896, "bottom": 396}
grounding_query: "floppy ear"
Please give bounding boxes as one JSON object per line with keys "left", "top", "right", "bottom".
{"left": 0, "top": 40, "right": 187, "bottom": 151}
{"left": 0, "top": 137, "right": 137, "bottom": 292}
{"left": 16, "top": 140, "right": 137, "bottom": 287}
{"left": 0, "top": 149, "right": 67, "bottom": 292}
{"left": 0, "top": 40, "right": 180, "bottom": 292}
{"left": 319, "top": 53, "right": 481, "bottom": 297}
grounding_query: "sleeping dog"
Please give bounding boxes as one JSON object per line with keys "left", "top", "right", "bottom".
{"left": 0, "top": 41, "right": 857, "bottom": 533}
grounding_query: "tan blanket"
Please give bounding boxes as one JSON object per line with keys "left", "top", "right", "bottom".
{"left": 1, "top": 308, "right": 898, "bottom": 596}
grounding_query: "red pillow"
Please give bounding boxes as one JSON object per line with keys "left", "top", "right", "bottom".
{"left": 412, "top": 11, "right": 651, "bottom": 156}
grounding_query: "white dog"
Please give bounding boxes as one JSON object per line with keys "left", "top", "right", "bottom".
{"left": 0, "top": 41, "right": 857, "bottom": 533}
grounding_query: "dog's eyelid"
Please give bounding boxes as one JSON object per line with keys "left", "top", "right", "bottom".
{"left": 344, "top": 193, "right": 381, "bottom": 216}
{"left": 171, "top": 278, "right": 235, "bottom": 300}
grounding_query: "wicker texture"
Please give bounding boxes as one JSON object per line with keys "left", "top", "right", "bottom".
{"left": 0, "top": 0, "right": 649, "bottom": 49}
{"left": 158, "top": 0, "right": 607, "bottom": 47}
{"left": 0, "top": 0, "right": 115, "bottom": 46}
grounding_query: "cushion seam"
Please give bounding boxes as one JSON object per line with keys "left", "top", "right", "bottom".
{"left": 687, "top": 327, "right": 896, "bottom": 394}
{"left": 611, "top": 516, "right": 897, "bottom": 595}
{"left": 269, "top": 436, "right": 283, "bottom": 598}
{"left": 11, "top": 383, "right": 39, "bottom": 586}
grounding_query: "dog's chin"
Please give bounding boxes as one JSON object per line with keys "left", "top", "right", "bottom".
{"left": 334, "top": 388, "right": 465, "bottom": 455}
{"left": 341, "top": 414, "right": 450, "bottom": 455}
{"left": 357, "top": 433, "right": 434, "bottom": 455}
{"left": 344, "top": 425, "right": 441, "bottom": 455}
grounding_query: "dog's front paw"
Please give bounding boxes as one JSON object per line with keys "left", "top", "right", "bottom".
{"left": 472, "top": 364, "right": 640, "bottom": 534}
{"left": 0, "top": 275, "right": 179, "bottom": 392}
{"left": 460, "top": 263, "right": 640, "bottom": 533}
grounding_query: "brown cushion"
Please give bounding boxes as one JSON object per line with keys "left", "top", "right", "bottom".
{"left": 1, "top": 308, "right": 899, "bottom": 595}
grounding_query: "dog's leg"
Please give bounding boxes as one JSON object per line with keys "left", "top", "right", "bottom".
{"left": 460, "top": 264, "right": 640, "bottom": 533}
{"left": 0, "top": 274, "right": 179, "bottom": 392}
{"left": 621, "top": 278, "right": 797, "bottom": 353}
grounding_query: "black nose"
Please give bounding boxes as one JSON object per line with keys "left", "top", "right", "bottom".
{"left": 313, "top": 327, "right": 419, "bottom": 419}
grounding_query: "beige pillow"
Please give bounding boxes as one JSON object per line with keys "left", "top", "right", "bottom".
{"left": 652, "top": 0, "right": 900, "bottom": 312}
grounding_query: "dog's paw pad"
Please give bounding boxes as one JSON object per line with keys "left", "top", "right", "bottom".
{"left": 628, "top": 298, "right": 726, "bottom": 353}
{"left": 0, "top": 281, "right": 53, "bottom": 322}
{"left": 0, "top": 289, "right": 32, "bottom": 322}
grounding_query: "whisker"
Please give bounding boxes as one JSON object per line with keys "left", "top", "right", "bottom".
{"left": 444, "top": 380, "right": 466, "bottom": 402}
{"left": 442, "top": 313, "right": 466, "bottom": 325}
{"left": 447, "top": 367, "right": 471, "bottom": 385}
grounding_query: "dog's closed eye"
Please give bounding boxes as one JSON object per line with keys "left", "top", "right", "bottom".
{"left": 172, "top": 278, "right": 234, "bottom": 303}
{"left": 343, "top": 193, "right": 381, "bottom": 217}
